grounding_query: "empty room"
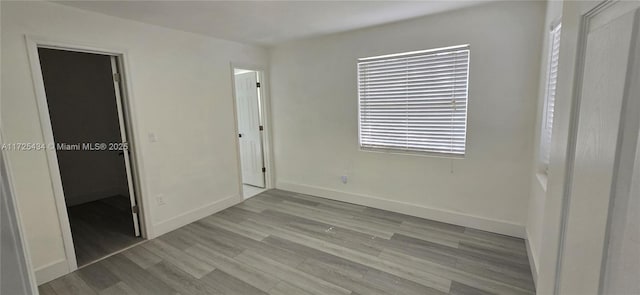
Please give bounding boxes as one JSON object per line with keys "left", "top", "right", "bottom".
{"left": 1, "top": 1, "right": 638, "bottom": 295}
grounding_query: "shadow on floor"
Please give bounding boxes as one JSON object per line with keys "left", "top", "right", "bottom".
{"left": 67, "top": 195, "right": 141, "bottom": 267}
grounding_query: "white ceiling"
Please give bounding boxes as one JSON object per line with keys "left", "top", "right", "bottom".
{"left": 55, "top": 1, "right": 492, "bottom": 46}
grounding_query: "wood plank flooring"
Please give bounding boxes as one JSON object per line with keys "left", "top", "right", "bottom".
{"left": 40, "top": 189, "right": 535, "bottom": 295}
{"left": 67, "top": 195, "right": 142, "bottom": 266}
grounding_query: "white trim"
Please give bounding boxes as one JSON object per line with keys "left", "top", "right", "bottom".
{"left": 24, "top": 35, "right": 152, "bottom": 273}
{"left": 25, "top": 36, "right": 78, "bottom": 272}
{"left": 276, "top": 181, "right": 525, "bottom": 238}
{"left": 525, "top": 229, "right": 539, "bottom": 287}
{"left": 33, "top": 259, "right": 69, "bottom": 285}
{"left": 153, "top": 194, "right": 242, "bottom": 237}
{"left": 230, "top": 63, "right": 275, "bottom": 200}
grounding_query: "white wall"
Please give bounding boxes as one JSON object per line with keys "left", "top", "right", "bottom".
{"left": 1, "top": 133, "right": 38, "bottom": 295}
{"left": 1, "top": 0, "right": 268, "bottom": 283}
{"left": 270, "top": 1, "right": 545, "bottom": 237}
{"left": 525, "top": 0, "right": 563, "bottom": 285}
{"left": 0, "top": 151, "right": 33, "bottom": 295}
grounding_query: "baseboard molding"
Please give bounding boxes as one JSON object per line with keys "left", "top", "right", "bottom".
{"left": 277, "top": 181, "right": 525, "bottom": 238}
{"left": 34, "top": 259, "right": 69, "bottom": 285}
{"left": 525, "top": 229, "right": 539, "bottom": 287}
{"left": 152, "top": 194, "right": 242, "bottom": 238}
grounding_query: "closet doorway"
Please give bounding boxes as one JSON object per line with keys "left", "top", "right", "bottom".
{"left": 232, "top": 67, "right": 270, "bottom": 199}
{"left": 36, "top": 47, "right": 143, "bottom": 267}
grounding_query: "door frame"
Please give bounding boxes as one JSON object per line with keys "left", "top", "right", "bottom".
{"left": 24, "top": 35, "right": 151, "bottom": 273}
{"left": 230, "top": 63, "right": 274, "bottom": 197}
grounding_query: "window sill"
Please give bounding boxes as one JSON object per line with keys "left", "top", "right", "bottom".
{"left": 536, "top": 172, "right": 548, "bottom": 192}
{"left": 359, "top": 147, "right": 465, "bottom": 160}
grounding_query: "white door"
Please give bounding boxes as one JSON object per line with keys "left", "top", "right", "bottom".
{"left": 110, "top": 57, "right": 141, "bottom": 236}
{"left": 557, "top": 2, "right": 640, "bottom": 294}
{"left": 235, "top": 71, "right": 265, "bottom": 188}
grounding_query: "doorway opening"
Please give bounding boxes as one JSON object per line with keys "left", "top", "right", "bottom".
{"left": 37, "top": 48, "right": 142, "bottom": 267}
{"left": 233, "top": 68, "right": 268, "bottom": 199}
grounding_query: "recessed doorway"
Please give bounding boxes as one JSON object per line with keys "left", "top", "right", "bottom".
{"left": 36, "top": 47, "right": 143, "bottom": 267}
{"left": 232, "top": 68, "right": 269, "bottom": 199}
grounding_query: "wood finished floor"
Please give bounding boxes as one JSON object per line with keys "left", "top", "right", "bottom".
{"left": 67, "top": 195, "right": 142, "bottom": 267}
{"left": 40, "top": 189, "right": 535, "bottom": 295}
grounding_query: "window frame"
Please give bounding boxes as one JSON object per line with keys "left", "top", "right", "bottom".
{"left": 356, "top": 45, "right": 471, "bottom": 158}
{"left": 539, "top": 22, "right": 562, "bottom": 174}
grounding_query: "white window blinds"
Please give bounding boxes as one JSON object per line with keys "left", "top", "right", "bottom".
{"left": 357, "top": 45, "right": 470, "bottom": 156}
{"left": 541, "top": 24, "right": 561, "bottom": 169}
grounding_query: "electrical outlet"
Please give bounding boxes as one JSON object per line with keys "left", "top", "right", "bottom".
{"left": 341, "top": 175, "right": 348, "bottom": 184}
{"left": 156, "top": 194, "right": 166, "bottom": 206}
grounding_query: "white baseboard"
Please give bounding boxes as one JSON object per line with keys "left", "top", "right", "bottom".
{"left": 151, "top": 194, "right": 242, "bottom": 238}
{"left": 277, "top": 181, "right": 525, "bottom": 238}
{"left": 525, "top": 229, "right": 539, "bottom": 287}
{"left": 34, "top": 259, "right": 69, "bottom": 285}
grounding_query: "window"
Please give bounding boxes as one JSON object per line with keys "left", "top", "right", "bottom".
{"left": 540, "top": 23, "right": 561, "bottom": 171}
{"left": 357, "top": 45, "right": 470, "bottom": 156}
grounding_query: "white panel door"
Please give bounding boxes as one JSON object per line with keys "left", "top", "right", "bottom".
{"left": 235, "top": 72, "right": 265, "bottom": 188}
{"left": 558, "top": 2, "right": 640, "bottom": 294}
{"left": 110, "top": 57, "right": 141, "bottom": 236}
